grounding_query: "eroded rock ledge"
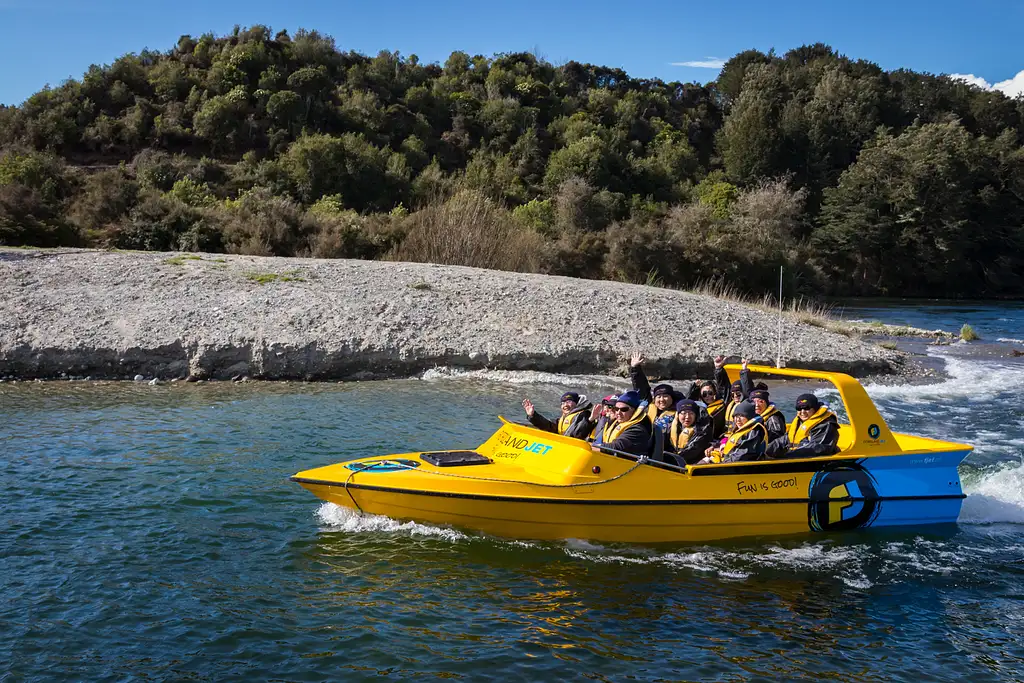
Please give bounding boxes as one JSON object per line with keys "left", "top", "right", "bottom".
{"left": 0, "top": 248, "right": 907, "bottom": 381}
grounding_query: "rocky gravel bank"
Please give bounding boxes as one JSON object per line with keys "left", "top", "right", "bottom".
{"left": 0, "top": 248, "right": 908, "bottom": 381}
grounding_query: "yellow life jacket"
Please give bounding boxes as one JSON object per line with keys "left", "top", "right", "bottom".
{"left": 606, "top": 407, "right": 647, "bottom": 444}
{"left": 557, "top": 409, "right": 583, "bottom": 435}
{"left": 647, "top": 403, "right": 675, "bottom": 423}
{"left": 759, "top": 404, "right": 781, "bottom": 422}
{"left": 669, "top": 420, "right": 697, "bottom": 450}
{"left": 705, "top": 399, "right": 724, "bottom": 417}
{"left": 601, "top": 418, "right": 617, "bottom": 444}
{"left": 787, "top": 406, "right": 836, "bottom": 444}
{"left": 721, "top": 418, "right": 767, "bottom": 456}
{"left": 725, "top": 399, "right": 740, "bottom": 423}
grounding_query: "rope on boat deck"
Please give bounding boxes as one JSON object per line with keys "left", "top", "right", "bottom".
{"left": 341, "top": 455, "right": 651, "bottom": 515}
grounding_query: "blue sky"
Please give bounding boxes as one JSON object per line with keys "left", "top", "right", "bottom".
{"left": 2, "top": 0, "right": 1022, "bottom": 105}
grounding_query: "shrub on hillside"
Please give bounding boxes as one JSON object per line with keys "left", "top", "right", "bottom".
{"left": 539, "top": 231, "right": 607, "bottom": 279}
{"left": 220, "top": 187, "right": 314, "bottom": 256}
{"left": 307, "top": 211, "right": 405, "bottom": 259}
{"left": 604, "top": 218, "right": 685, "bottom": 284}
{"left": 388, "top": 189, "right": 544, "bottom": 272}
{"left": 0, "top": 149, "right": 79, "bottom": 204}
{"left": 67, "top": 168, "right": 139, "bottom": 238}
{"left": 0, "top": 183, "right": 79, "bottom": 246}
{"left": 108, "top": 192, "right": 219, "bottom": 252}
{"left": 0, "top": 150, "right": 81, "bottom": 247}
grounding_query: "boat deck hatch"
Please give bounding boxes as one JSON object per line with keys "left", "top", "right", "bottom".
{"left": 421, "top": 451, "right": 492, "bottom": 467}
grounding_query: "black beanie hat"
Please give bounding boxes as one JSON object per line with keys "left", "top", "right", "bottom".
{"left": 676, "top": 399, "right": 698, "bottom": 414}
{"left": 733, "top": 401, "right": 756, "bottom": 419}
{"left": 749, "top": 389, "right": 770, "bottom": 402}
{"left": 652, "top": 384, "right": 674, "bottom": 397}
{"left": 795, "top": 393, "right": 821, "bottom": 410}
{"left": 730, "top": 380, "right": 743, "bottom": 393}
{"left": 560, "top": 392, "right": 580, "bottom": 403}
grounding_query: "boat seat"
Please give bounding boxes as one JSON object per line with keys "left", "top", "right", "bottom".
{"left": 836, "top": 424, "right": 855, "bottom": 452}
{"left": 648, "top": 427, "right": 665, "bottom": 462}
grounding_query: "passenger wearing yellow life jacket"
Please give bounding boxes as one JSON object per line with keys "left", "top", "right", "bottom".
{"left": 697, "top": 382, "right": 728, "bottom": 439}
{"left": 698, "top": 402, "right": 767, "bottom": 464}
{"left": 589, "top": 395, "right": 619, "bottom": 446}
{"left": 522, "top": 392, "right": 593, "bottom": 441}
{"left": 665, "top": 399, "right": 714, "bottom": 466}
{"left": 765, "top": 394, "right": 841, "bottom": 459}
{"left": 747, "top": 389, "right": 787, "bottom": 443}
{"left": 713, "top": 355, "right": 749, "bottom": 428}
{"left": 628, "top": 352, "right": 680, "bottom": 435}
{"left": 592, "top": 391, "right": 653, "bottom": 458}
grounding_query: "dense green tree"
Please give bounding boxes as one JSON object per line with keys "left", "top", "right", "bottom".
{"left": 816, "top": 121, "right": 1024, "bottom": 296}
{"left": 716, "top": 50, "right": 774, "bottom": 105}
{"left": 277, "top": 132, "right": 405, "bottom": 211}
{"left": 720, "top": 64, "right": 789, "bottom": 184}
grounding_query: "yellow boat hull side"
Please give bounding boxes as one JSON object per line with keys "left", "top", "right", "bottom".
{"left": 297, "top": 481, "right": 813, "bottom": 543}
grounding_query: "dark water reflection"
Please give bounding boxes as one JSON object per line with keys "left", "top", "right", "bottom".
{"left": 2, "top": 377, "right": 1023, "bottom": 681}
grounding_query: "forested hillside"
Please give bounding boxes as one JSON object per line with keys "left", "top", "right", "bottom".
{"left": 1, "top": 26, "right": 1022, "bottom": 297}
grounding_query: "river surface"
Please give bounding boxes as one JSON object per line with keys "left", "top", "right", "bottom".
{"left": 2, "top": 303, "right": 1023, "bottom": 682}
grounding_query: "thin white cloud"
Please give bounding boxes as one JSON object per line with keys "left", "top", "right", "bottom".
{"left": 950, "top": 70, "right": 1024, "bottom": 98}
{"left": 993, "top": 70, "right": 1024, "bottom": 98}
{"left": 950, "top": 73, "right": 992, "bottom": 89}
{"left": 671, "top": 57, "right": 726, "bottom": 69}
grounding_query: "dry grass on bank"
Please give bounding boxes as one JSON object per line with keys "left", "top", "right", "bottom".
{"left": 686, "top": 279, "right": 843, "bottom": 332}
{"left": 387, "top": 190, "right": 544, "bottom": 273}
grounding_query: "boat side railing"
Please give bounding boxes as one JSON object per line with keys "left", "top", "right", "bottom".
{"left": 594, "top": 444, "right": 691, "bottom": 474}
{"left": 503, "top": 419, "right": 692, "bottom": 474}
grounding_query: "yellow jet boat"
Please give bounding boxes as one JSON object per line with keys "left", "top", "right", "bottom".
{"left": 291, "top": 365, "right": 972, "bottom": 543}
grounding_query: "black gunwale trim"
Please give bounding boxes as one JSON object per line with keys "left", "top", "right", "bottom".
{"left": 691, "top": 460, "right": 853, "bottom": 476}
{"left": 289, "top": 477, "right": 966, "bottom": 506}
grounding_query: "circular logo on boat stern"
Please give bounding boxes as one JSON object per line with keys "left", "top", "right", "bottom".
{"left": 808, "top": 462, "right": 881, "bottom": 532}
{"left": 867, "top": 424, "right": 881, "bottom": 439}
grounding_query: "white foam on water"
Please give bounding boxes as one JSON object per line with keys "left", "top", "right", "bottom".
{"left": 718, "top": 570, "right": 752, "bottom": 580}
{"left": 563, "top": 542, "right": 873, "bottom": 584}
{"left": 315, "top": 502, "right": 468, "bottom": 542}
{"left": 863, "top": 353, "right": 1023, "bottom": 404}
{"left": 880, "top": 539, "right": 965, "bottom": 575}
{"left": 564, "top": 549, "right": 650, "bottom": 564}
{"left": 960, "top": 463, "right": 1024, "bottom": 525}
{"left": 563, "top": 538, "right": 613, "bottom": 552}
{"left": 750, "top": 544, "right": 862, "bottom": 570}
{"left": 420, "top": 366, "right": 626, "bottom": 391}
{"left": 997, "top": 337, "right": 1024, "bottom": 344}
{"left": 503, "top": 539, "right": 541, "bottom": 550}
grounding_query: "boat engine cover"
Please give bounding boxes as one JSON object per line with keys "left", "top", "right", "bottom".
{"left": 421, "top": 451, "right": 492, "bottom": 467}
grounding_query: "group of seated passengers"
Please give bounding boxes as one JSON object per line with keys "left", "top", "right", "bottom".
{"left": 521, "top": 354, "right": 841, "bottom": 467}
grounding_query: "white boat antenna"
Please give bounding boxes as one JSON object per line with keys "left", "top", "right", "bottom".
{"left": 776, "top": 266, "right": 784, "bottom": 368}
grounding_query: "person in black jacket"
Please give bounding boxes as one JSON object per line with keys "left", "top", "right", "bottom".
{"left": 699, "top": 402, "right": 767, "bottom": 463}
{"left": 588, "top": 394, "right": 619, "bottom": 446}
{"left": 714, "top": 355, "right": 748, "bottom": 427}
{"left": 697, "top": 381, "right": 728, "bottom": 439}
{"left": 666, "top": 399, "right": 713, "bottom": 466}
{"left": 628, "top": 352, "right": 681, "bottom": 434}
{"left": 522, "top": 391, "right": 593, "bottom": 440}
{"left": 748, "top": 388, "right": 787, "bottom": 443}
{"left": 765, "top": 394, "right": 841, "bottom": 459}
{"left": 593, "top": 390, "right": 653, "bottom": 458}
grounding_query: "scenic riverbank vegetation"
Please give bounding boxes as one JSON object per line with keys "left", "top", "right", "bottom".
{"left": 1, "top": 27, "right": 1022, "bottom": 297}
